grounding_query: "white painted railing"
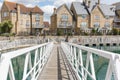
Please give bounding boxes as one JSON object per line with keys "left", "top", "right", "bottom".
{"left": 0, "top": 38, "right": 50, "bottom": 51}
{"left": 0, "top": 42, "right": 54, "bottom": 80}
{"left": 61, "top": 42, "right": 120, "bottom": 80}
{"left": 70, "top": 36, "right": 120, "bottom": 45}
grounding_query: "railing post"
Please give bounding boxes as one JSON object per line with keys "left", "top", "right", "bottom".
{"left": 22, "top": 52, "right": 30, "bottom": 80}
{"left": 113, "top": 55, "right": 120, "bottom": 80}
{"left": 9, "top": 61, "right": 15, "bottom": 80}
{"left": 79, "top": 49, "right": 84, "bottom": 79}
{"left": 32, "top": 48, "right": 38, "bottom": 79}
{"left": 84, "top": 52, "right": 92, "bottom": 79}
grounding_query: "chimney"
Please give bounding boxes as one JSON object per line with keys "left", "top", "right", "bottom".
{"left": 16, "top": 3, "right": 20, "bottom": 34}
{"left": 88, "top": 1, "right": 91, "bottom": 8}
{"left": 54, "top": 8, "right": 57, "bottom": 14}
{"left": 98, "top": 0, "right": 100, "bottom": 5}
{"left": 16, "top": 3, "right": 20, "bottom": 20}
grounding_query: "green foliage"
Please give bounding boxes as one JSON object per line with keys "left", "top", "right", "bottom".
{"left": 112, "top": 28, "right": 118, "bottom": 35}
{"left": 57, "top": 29, "right": 64, "bottom": 36}
{"left": 0, "top": 20, "right": 13, "bottom": 34}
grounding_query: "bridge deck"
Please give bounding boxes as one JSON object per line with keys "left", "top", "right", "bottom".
{"left": 38, "top": 44, "right": 76, "bottom": 80}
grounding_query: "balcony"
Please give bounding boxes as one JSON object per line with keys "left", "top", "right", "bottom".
{"left": 35, "top": 17, "right": 40, "bottom": 21}
{"left": 32, "top": 24, "right": 44, "bottom": 28}
{"left": 58, "top": 23, "right": 73, "bottom": 28}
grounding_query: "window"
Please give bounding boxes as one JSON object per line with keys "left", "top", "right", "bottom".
{"left": 94, "top": 15, "right": 100, "bottom": 20}
{"left": 104, "top": 22, "right": 110, "bottom": 27}
{"left": 26, "top": 20, "right": 30, "bottom": 27}
{"left": 3, "top": 12, "right": 8, "bottom": 17}
{"left": 36, "top": 21, "right": 40, "bottom": 27}
{"left": 105, "top": 16, "right": 109, "bottom": 19}
{"left": 80, "top": 22, "right": 87, "bottom": 27}
{"left": 81, "top": 15, "right": 87, "bottom": 19}
{"left": 36, "top": 14, "right": 40, "bottom": 20}
{"left": 61, "top": 14, "right": 68, "bottom": 21}
{"left": 94, "top": 22, "right": 100, "bottom": 27}
{"left": 12, "top": 13, "right": 16, "bottom": 16}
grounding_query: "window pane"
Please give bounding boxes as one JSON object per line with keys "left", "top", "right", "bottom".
{"left": 36, "top": 14, "right": 40, "bottom": 20}
{"left": 94, "top": 15, "right": 100, "bottom": 20}
{"left": 61, "top": 14, "right": 68, "bottom": 21}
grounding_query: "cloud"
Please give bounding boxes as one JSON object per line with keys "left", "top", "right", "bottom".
{"left": 41, "top": 5, "right": 56, "bottom": 22}
{"left": 3, "top": 0, "right": 45, "bottom": 5}
{"left": 41, "top": 5, "right": 55, "bottom": 14}
{"left": 53, "top": 0, "right": 82, "bottom": 7}
{"left": 0, "top": 2, "right": 2, "bottom": 9}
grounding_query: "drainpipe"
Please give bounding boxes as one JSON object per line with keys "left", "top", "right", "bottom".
{"left": 30, "top": 11, "right": 33, "bottom": 35}
{"left": 16, "top": 3, "right": 20, "bottom": 34}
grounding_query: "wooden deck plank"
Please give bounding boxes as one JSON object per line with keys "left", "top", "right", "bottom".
{"left": 38, "top": 44, "right": 76, "bottom": 80}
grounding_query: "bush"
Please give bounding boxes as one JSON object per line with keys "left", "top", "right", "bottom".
{"left": 1, "top": 33, "right": 10, "bottom": 37}
{"left": 0, "top": 20, "right": 13, "bottom": 34}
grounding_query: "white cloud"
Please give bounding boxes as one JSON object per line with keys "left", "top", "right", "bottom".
{"left": 0, "top": 2, "right": 2, "bottom": 9}
{"left": 26, "top": 4, "right": 35, "bottom": 7}
{"left": 41, "top": 5, "right": 56, "bottom": 22}
{"left": 53, "top": 0, "right": 82, "bottom": 7}
{"left": 4, "top": 0, "right": 45, "bottom": 6}
{"left": 41, "top": 5, "right": 55, "bottom": 14}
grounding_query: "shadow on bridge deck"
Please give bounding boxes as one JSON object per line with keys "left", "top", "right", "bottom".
{"left": 38, "top": 43, "right": 77, "bottom": 80}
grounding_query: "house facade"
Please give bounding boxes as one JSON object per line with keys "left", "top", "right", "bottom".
{"left": 50, "top": 4, "right": 73, "bottom": 35}
{"left": 1, "top": 1, "right": 44, "bottom": 35}
{"left": 71, "top": 0, "right": 115, "bottom": 34}
{"left": 51, "top": 0, "right": 115, "bottom": 35}
{"left": 113, "top": 2, "right": 120, "bottom": 28}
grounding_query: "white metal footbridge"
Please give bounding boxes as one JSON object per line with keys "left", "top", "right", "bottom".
{"left": 0, "top": 41, "right": 120, "bottom": 80}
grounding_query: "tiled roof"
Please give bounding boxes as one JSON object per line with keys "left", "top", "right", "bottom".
{"left": 72, "top": 2, "right": 88, "bottom": 15}
{"left": 99, "top": 4, "right": 115, "bottom": 16}
{"left": 87, "top": 0, "right": 98, "bottom": 12}
{"left": 4, "top": 1, "right": 43, "bottom": 14}
{"left": 71, "top": 1, "right": 115, "bottom": 17}
{"left": 113, "top": 2, "right": 120, "bottom": 10}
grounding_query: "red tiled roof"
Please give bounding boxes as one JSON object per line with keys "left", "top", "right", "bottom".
{"left": 44, "top": 22, "right": 49, "bottom": 27}
{"left": 4, "top": 1, "right": 44, "bottom": 14}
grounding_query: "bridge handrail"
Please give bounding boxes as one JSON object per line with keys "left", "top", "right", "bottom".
{"left": 61, "top": 42, "right": 120, "bottom": 80}
{"left": 0, "top": 42, "right": 54, "bottom": 80}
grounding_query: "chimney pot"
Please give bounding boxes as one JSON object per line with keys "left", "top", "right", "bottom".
{"left": 54, "top": 8, "right": 57, "bottom": 14}
{"left": 88, "top": 1, "right": 91, "bottom": 8}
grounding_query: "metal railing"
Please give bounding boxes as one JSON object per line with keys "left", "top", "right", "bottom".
{"left": 0, "top": 38, "right": 50, "bottom": 51}
{"left": 0, "top": 42, "right": 54, "bottom": 80}
{"left": 70, "top": 36, "right": 120, "bottom": 45}
{"left": 61, "top": 42, "right": 120, "bottom": 80}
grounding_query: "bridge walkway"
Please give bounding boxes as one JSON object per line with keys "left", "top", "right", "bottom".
{"left": 38, "top": 43, "right": 77, "bottom": 80}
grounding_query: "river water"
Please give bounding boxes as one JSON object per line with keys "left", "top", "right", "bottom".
{"left": 87, "top": 45, "right": 120, "bottom": 80}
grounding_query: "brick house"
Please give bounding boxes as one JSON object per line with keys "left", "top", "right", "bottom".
{"left": 113, "top": 2, "right": 120, "bottom": 28}
{"left": 1, "top": 1, "right": 44, "bottom": 35}
{"left": 50, "top": 4, "right": 73, "bottom": 35}
{"left": 71, "top": 0, "right": 115, "bottom": 34}
{"left": 51, "top": 0, "right": 115, "bottom": 35}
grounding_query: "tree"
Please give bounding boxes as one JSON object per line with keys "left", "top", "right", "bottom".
{"left": 1, "top": 20, "right": 13, "bottom": 33}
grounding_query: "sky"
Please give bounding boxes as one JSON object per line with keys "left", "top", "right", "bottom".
{"left": 0, "top": 0, "right": 120, "bottom": 23}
